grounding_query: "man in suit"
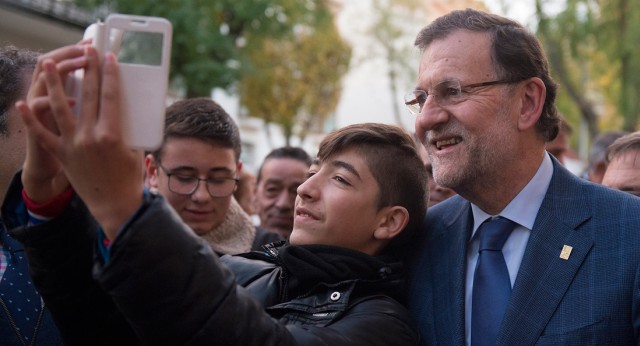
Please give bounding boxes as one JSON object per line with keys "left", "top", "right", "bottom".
{"left": 405, "top": 9, "right": 640, "bottom": 345}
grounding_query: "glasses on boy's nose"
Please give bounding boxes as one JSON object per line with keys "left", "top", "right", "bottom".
{"left": 158, "top": 164, "right": 239, "bottom": 197}
{"left": 403, "top": 78, "right": 519, "bottom": 115}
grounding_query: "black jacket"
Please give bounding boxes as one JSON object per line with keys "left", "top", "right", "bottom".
{"left": 5, "top": 175, "right": 418, "bottom": 345}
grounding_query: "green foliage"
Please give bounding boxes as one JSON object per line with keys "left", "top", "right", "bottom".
{"left": 238, "top": 2, "right": 351, "bottom": 144}
{"left": 73, "top": 0, "right": 350, "bottom": 143}
{"left": 75, "top": 0, "right": 330, "bottom": 97}
{"left": 537, "top": 0, "right": 640, "bottom": 133}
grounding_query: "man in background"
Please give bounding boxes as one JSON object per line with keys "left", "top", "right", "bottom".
{"left": 583, "top": 130, "right": 629, "bottom": 183}
{"left": 545, "top": 116, "right": 584, "bottom": 174}
{"left": 602, "top": 131, "right": 640, "bottom": 197}
{"left": 253, "top": 147, "right": 312, "bottom": 238}
{"left": 545, "top": 116, "right": 571, "bottom": 164}
{"left": 234, "top": 171, "right": 257, "bottom": 216}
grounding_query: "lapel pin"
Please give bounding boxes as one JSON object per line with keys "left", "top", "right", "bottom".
{"left": 560, "top": 245, "right": 573, "bottom": 260}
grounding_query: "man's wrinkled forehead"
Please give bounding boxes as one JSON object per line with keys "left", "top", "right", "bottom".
{"left": 417, "top": 30, "right": 494, "bottom": 86}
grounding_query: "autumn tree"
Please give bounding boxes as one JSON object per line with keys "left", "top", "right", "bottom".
{"left": 535, "top": 0, "right": 600, "bottom": 138}
{"left": 238, "top": 2, "right": 351, "bottom": 145}
{"left": 368, "top": 0, "right": 420, "bottom": 126}
{"left": 597, "top": 0, "right": 640, "bottom": 131}
{"left": 534, "top": 0, "right": 640, "bottom": 134}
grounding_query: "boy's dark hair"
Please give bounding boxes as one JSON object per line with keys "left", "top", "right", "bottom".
{"left": 317, "top": 123, "right": 428, "bottom": 255}
{"left": 0, "top": 45, "right": 39, "bottom": 136}
{"left": 152, "top": 97, "right": 241, "bottom": 161}
{"left": 256, "top": 147, "right": 312, "bottom": 183}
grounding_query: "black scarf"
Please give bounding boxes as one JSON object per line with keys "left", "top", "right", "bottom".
{"left": 277, "top": 244, "right": 404, "bottom": 299}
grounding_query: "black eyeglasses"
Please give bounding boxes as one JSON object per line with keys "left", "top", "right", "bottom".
{"left": 157, "top": 163, "right": 239, "bottom": 197}
{"left": 404, "top": 78, "right": 525, "bottom": 114}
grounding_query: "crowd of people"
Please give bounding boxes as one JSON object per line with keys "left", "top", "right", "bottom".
{"left": 1, "top": 7, "right": 639, "bottom": 346}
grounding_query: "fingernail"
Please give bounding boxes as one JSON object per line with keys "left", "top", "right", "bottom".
{"left": 104, "top": 52, "right": 116, "bottom": 65}
{"left": 43, "top": 60, "right": 55, "bottom": 72}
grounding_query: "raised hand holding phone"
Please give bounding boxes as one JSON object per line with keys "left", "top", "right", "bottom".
{"left": 19, "top": 44, "right": 88, "bottom": 204}
{"left": 19, "top": 46, "right": 145, "bottom": 238}
{"left": 66, "top": 14, "right": 173, "bottom": 151}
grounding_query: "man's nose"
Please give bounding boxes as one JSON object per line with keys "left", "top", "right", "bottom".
{"left": 415, "top": 96, "right": 450, "bottom": 134}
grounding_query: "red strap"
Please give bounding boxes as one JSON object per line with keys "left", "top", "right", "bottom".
{"left": 22, "top": 187, "right": 74, "bottom": 218}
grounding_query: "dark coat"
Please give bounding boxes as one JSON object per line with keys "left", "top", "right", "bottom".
{"left": 5, "top": 174, "right": 417, "bottom": 345}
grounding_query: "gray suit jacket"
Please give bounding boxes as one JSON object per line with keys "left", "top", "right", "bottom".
{"left": 407, "top": 159, "right": 640, "bottom": 345}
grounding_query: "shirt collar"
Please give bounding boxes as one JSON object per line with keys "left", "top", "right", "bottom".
{"left": 471, "top": 152, "right": 554, "bottom": 237}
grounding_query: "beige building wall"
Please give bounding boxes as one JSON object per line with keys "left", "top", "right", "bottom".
{"left": 0, "top": 2, "right": 85, "bottom": 51}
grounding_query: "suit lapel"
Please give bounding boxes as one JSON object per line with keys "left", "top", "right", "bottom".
{"left": 430, "top": 198, "right": 472, "bottom": 346}
{"left": 499, "top": 162, "right": 593, "bottom": 345}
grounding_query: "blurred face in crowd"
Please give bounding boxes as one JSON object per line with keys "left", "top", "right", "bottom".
{"left": 546, "top": 129, "right": 569, "bottom": 164}
{"left": 234, "top": 172, "right": 256, "bottom": 215}
{"left": 602, "top": 150, "right": 640, "bottom": 197}
{"left": 290, "top": 148, "right": 386, "bottom": 255}
{"left": 588, "top": 161, "right": 607, "bottom": 184}
{"left": 254, "top": 158, "right": 309, "bottom": 237}
{"left": 147, "top": 137, "right": 239, "bottom": 235}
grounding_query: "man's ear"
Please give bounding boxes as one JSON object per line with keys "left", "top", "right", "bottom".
{"left": 517, "top": 77, "right": 546, "bottom": 131}
{"left": 373, "top": 206, "right": 409, "bottom": 240}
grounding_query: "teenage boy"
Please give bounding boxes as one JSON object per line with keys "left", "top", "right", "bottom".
{"left": 145, "top": 97, "right": 282, "bottom": 255}
{"left": 5, "top": 44, "right": 427, "bottom": 345}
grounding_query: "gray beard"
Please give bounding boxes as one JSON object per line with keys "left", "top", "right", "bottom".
{"left": 428, "top": 110, "right": 513, "bottom": 195}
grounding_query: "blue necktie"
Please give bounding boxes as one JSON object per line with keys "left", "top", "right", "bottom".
{"left": 471, "top": 217, "right": 516, "bottom": 346}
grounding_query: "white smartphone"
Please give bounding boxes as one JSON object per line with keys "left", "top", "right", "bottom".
{"left": 66, "top": 14, "right": 173, "bottom": 150}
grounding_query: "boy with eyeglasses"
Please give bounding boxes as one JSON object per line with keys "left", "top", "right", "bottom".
{"left": 4, "top": 44, "right": 426, "bottom": 344}
{"left": 144, "top": 97, "right": 281, "bottom": 255}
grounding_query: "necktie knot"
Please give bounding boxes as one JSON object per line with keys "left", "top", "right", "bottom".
{"left": 478, "top": 217, "right": 515, "bottom": 252}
